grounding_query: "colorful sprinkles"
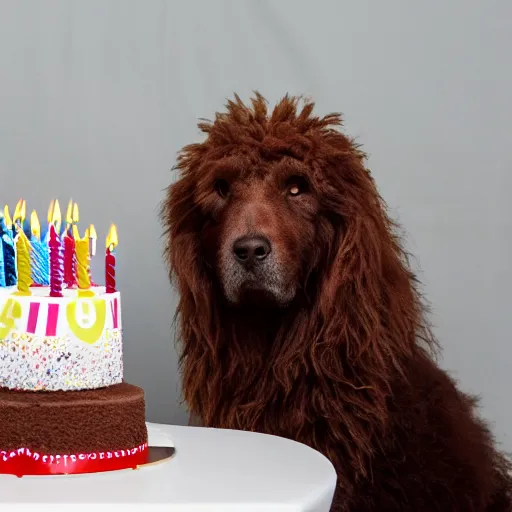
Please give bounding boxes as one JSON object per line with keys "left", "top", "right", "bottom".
{"left": 0, "top": 329, "right": 122, "bottom": 391}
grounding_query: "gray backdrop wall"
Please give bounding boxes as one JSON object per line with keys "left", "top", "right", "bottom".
{"left": 1, "top": 0, "right": 510, "bottom": 447}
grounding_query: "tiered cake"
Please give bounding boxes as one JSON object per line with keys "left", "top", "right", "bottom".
{"left": 0, "top": 199, "right": 148, "bottom": 476}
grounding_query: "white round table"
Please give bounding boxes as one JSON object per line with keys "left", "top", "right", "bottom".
{"left": 0, "top": 422, "right": 337, "bottom": 511}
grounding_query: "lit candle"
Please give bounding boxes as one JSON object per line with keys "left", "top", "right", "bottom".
{"left": 48, "top": 200, "right": 64, "bottom": 298}
{"left": 63, "top": 200, "right": 76, "bottom": 288}
{"left": 43, "top": 200, "right": 54, "bottom": 245}
{"left": 0, "top": 230, "right": 4, "bottom": 287}
{"left": 105, "top": 224, "right": 118, "bottom": 293}
{"left": 42, "top": 200, "right": 54, "bottom": 286}
{"left": 1, "top": 206, "right": 17, "bottom": 286}
{"left": 87, "top": 224, "right": 98, "bottom": 286}
{"left": 12, "top": 199, "right": 25, "bottom": 236}
{"left": 72, "top": 202, "right": 79, "bottom": 283}
{"left": 88, "top": 223, "right": 97, "bottom": 256}
{"left": 11, "top": 199, "right": 25, "bottom": 283}
{"left": 53, "top": 199, "right": 62, "bottom": 235}
{"left": 76, "top": 228, "right": 94, "bottom": 297}
{"left": 65, "top": 199, "right": 73, "bottom": 233}
{"left": 13, "top": 228, "right": 32, "bottom": 296}
{"left": 22, "top": 199, "right": 27, "bottom": 231}
{"left": 30, "top": 210, "right": 50, "bottom": 286}
{"left": 63, "top": 237, "right": 76, "bottom": 287}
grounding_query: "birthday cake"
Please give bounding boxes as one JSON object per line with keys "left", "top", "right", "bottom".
{"left": 0, "top": 199, "right": 148, "bottom": 476}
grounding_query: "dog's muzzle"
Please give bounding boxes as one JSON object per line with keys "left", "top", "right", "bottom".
{"left": 220, "top": 234, "right": 293, "bottom": 305}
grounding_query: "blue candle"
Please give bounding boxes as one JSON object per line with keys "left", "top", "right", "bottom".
{"left": 29, "top": 210, "right": 50, "bottom": 285}
{"left": 30, "top": 238, "right": 50, "bottom": 285}
{"left": 0, "top": 212, "right": 16, "bottom": 286}
{"left": 0, "top": 235, "right": 5, "bottom": 287}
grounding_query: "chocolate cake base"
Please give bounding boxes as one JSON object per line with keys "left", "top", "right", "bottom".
{"left": 0, "top": 383, "right": 147, "bottom": 455}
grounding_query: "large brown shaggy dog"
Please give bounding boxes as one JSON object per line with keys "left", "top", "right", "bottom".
{"left": 162, "top": 94, "right": 512, "bottom": 511}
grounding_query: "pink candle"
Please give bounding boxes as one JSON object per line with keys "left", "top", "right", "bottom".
{"left": 105, "top": 247, "right": 116, "bottom": 293}
{"left": 63, "top": 232, "right": 76, "bottom": 288}
{"left": 49, "top": 224, "right": 64, "bottom": 297}
{"left": 105, "top": 224, "right": 118, "bottom": 294}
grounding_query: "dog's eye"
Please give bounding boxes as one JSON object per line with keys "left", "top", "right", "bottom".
{"left": 214, "top": 179, "right": 230, "bottom": 199}
{"left": 286, "top": 176, "right": 309, "bottom": 197}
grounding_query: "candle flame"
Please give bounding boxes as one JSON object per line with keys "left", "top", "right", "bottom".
{"left": 72, "top": 202, "right": 79, "bottom": 223}
{"left": 13, "top": 199, "right": 26, "bottom": 224}
{"left": 31, "top": 210, "right": 41, "bottom": 239}
{"left": 51, "top": 199, "right": 62, "bottom": 233}
{"left": 87, "top": 224, "right": 97, "bottom": 255}
{"left": 106, "top": 224, "right": 118, "bottom": 251}
{"left": 72, "top": 224, "right": 80, "bottom": 240}
{"left": 65, "top": 199, "right": 74, "bottom": 225}
{"left": 3, "top": 205, "right": 12, "bottom": 229}
{"left": 47, "top": 199, "right": 55, "bottom": 224}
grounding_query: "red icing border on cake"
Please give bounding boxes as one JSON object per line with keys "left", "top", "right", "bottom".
{"left": 0, "top": 443, "right": 148, "bottom": 476}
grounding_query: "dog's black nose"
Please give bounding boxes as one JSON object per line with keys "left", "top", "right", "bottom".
{"left": 233, "top": 236, "right": 271, "bottom": 267}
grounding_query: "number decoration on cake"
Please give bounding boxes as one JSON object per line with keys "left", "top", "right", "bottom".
{"left": 66, "top": 298, "right": 107, "bottom": 345}
{"left": 0, "top": 297, "right": 22, "bottom": 340}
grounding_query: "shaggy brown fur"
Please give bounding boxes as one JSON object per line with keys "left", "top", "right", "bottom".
{"left": 162, "top": 93, "right": 512, "bottom": 511}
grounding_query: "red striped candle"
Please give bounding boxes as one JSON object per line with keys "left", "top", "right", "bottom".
{"left": 49, "top": 225, "right": 63, "bottom": 298}
{"left": 63, "top": 232, "right": 76, "bottom": 288}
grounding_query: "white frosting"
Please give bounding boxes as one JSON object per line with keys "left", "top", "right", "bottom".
{"left": 0, "top": 286, "right": 123, "bottom": 391}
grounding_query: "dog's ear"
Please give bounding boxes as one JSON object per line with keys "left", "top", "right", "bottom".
{"left": 311, "top": 154, "right": 430, "bottom": 370}
{"left": 161, "top": 171, "right": 217, "bottom": 420}
{"left": 162, "top": 172, "right": 213, "bottom": 317}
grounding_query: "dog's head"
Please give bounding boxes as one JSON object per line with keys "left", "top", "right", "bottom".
{"left": 198, "top": 154, "right": 321, "bottom": 306}
{"left": 164, "top": 94, "right": 400, "bottom": 314}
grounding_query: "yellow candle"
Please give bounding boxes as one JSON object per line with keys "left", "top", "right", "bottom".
{"left": 75, "top": 231, "right": 94, "bottom": 297}
{"left": 14, "top": 229, "right": 32, "bottom": 296}
{"left": 76, "top": 237, "right": 90, "bottom": 290}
